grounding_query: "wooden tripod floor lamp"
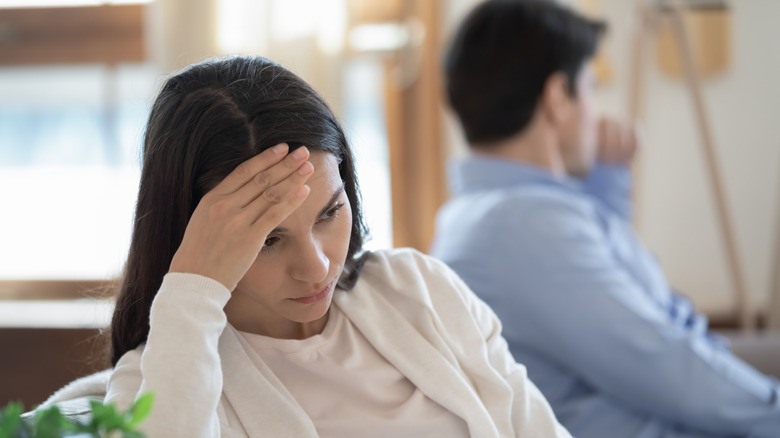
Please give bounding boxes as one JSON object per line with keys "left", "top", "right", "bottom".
{"left": 627, "top": 0, "right": 755, "bottom": 330}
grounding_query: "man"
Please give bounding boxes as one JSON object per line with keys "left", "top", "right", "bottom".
{"left": 430, "top": 1, "right": 780, "bottom": 437}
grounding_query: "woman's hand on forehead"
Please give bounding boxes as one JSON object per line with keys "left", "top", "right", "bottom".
{"left": 168, "top": 143, "right": 314, "bottom": 291}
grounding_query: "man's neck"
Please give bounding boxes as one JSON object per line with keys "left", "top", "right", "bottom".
{"left": 472, "top": 121, "right": 566, "bottom": 178}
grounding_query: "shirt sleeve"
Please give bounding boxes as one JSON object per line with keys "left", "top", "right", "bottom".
{"left": 498, "top": 200, "right": 780, "bottom": 437}
{"left": 432, "top": 258, "right": 574, "bottom": 438}
{"left": 580, "top": 163, "right": 633, "bottom": 220}
{"left": 105, "top": 273, "right": 232, "bottom": 437}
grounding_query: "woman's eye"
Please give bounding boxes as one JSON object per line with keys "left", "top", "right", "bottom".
{"left": 262, "top": 236, "right": 279, "bottom": 249}
{"left": 319, "top": 202, "right": 344, "bottom": 222}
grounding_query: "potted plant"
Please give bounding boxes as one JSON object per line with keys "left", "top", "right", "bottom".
{"left": 0, "top": 393, "right": 153, "bottom": 438}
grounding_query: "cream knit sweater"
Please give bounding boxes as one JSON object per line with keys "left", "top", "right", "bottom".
{"left": 104, "top": 248, "right": 571, "bottom": 437}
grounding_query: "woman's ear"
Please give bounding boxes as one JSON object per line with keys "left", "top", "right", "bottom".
{"left": 540, "top": 72, "right": 573, "bottom": 126}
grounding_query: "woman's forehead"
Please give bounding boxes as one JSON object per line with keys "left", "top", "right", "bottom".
{"left": 283, "top": 151, "right": 344, "bottom": 223}
{"left": 307, "top": 150, "right": 341, "bottom": 190}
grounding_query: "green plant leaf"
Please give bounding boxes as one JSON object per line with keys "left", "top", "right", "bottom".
{"left": 3, "top": 392, "right": 152, "bottom": 438}
{"left": 126, "top": 394, "right": 154, "bottom": 429}
{"left": 31, "top": 406, "right": 68, "bottom": 438}
{"left": 87, "top": 402, "right": 123, "bottom": 433}
{"left": 0, "top": 402, "right": 25, "bottom": 438}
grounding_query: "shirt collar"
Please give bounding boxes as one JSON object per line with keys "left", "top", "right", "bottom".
{"left": 448, "top": 154, "right": 581, "bottom": 195}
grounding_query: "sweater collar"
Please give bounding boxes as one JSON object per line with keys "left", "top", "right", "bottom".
{"left": 334, "top": 287, "right": 503, "bottom": 437}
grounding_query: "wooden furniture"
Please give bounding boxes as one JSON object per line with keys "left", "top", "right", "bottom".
{"left": 349, "top": 0, "right": 446, "bottom": 252}
{"left": 0, "top": 298, "right": 112, "bottom": 408}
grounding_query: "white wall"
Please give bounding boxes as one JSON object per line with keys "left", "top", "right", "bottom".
{"left": 440, "top": 0, "right": 780, "bottom": 317}
{"left": 597, "top": 0, "right": 780, "bottom": 316}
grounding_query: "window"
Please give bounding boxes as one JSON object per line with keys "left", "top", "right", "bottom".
{"left": 0, "top": 63, "right": 157, "bottom": 280}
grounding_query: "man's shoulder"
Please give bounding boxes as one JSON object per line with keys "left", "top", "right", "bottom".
{"left": 506, "top": 184, "right": 593, "bottom": 211}
{"left": 433, "top": 184, "right": 606, "bottom": 270}
{"left": 444, "top": 184, "right": 598, "bottom": 227}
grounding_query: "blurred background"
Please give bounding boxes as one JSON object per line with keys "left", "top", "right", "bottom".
{"left": 1, "top": 0, "right": 779, "bottom": 408}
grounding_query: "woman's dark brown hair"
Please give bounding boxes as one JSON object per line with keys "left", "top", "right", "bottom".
{"left": 110, "top": 56, "right": 368, "bottom": 365}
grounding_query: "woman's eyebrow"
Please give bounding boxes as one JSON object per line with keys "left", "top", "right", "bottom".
{"left": 268, "top": 184, "right": 346, "bottom": 234}
{"left": 317, "top": 184, "right": 345, "bottom": 218}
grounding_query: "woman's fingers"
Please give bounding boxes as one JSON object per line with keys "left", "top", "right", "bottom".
{"left": 169, "top": 145, "right": 315, "bottom": 291}
{"left": 232, "top": 147, "right": 311, "bottom": 207}
{"left": 213, "top": 143, "right": 290, "bottom": 195}
{"left": 247, "top": 160, "right": 314, "bottom": 228}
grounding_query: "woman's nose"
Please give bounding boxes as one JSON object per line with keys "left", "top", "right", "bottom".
{"left": 291, "top": 238, "right": 330, "bottom": 283}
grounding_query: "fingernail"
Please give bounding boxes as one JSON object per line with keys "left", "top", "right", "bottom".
{"left": 296, "top": 185, "right": 310, "bottom": 198}
{"left": 298, "top": 162, "right": 314, "bottom": 175}
{"left": 271, "top": 143, "right": 288, "bottom": 155}
{"left": 291, "top": 147, "right": 308, "bottom": 160}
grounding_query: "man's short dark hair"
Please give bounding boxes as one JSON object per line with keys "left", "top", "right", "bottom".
{"left": 445, "top": 0, "right": 606, "bottom": 146}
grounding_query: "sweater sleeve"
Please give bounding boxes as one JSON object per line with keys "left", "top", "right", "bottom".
{"left": 429, "top": 255, "right": 574, "bottom": 438}
{"left": 105, "top": 273, "right": 232, "bottom": 437}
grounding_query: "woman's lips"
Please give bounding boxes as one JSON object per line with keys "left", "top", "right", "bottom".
{"left": 290, "top": 283, "right": 332, "bottom": 304}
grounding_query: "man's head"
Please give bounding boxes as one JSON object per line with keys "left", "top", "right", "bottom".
{"left": 445, "top": 0, "right": 606, "bottom": 177}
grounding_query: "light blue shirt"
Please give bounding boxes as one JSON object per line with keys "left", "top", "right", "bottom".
{"left": 430, "top": 155, "right": 780, "bottom": 438}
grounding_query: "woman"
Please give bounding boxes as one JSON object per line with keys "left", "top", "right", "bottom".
{"left": 105, "top": 55, "right": 570, "bottom": 437}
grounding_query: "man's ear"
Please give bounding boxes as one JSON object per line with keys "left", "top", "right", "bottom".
{"left": 541, "top": 72, "right": 572, "bottom": 126}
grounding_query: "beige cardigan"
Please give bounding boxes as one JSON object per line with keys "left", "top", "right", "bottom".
{"left": 102, "top": 248, "right": 570, "bottom": 437}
